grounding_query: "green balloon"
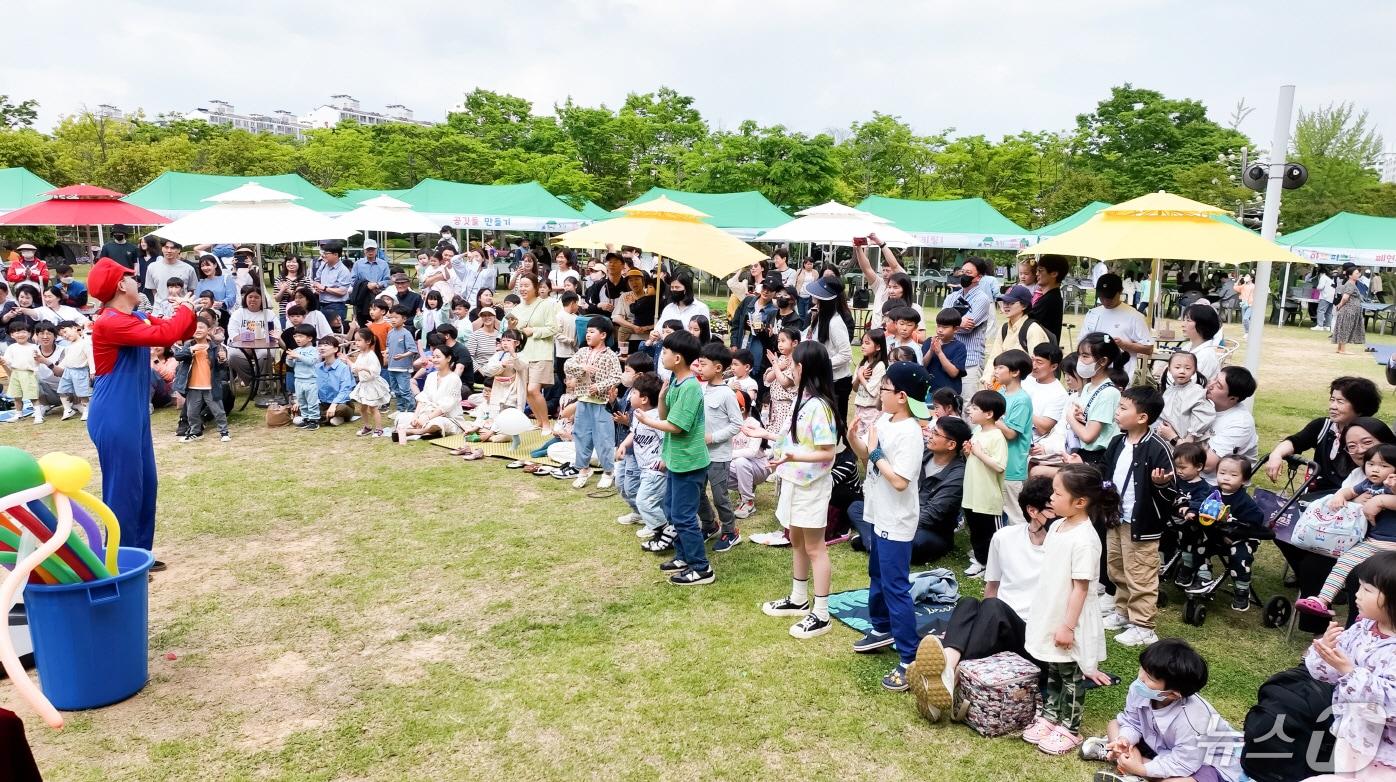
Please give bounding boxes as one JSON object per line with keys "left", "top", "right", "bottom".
{"left": 0, "top": 447, "right": 44, "bottom": 501}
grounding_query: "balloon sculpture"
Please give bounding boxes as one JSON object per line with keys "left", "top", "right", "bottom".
{"left": 0, "top": 446, "right": 122, "bottom": 730}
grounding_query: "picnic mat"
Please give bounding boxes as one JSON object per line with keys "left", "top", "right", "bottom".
{"left": 1367, "top": 344, "right": 1396, "bottom": 366}
{"left": 429, "top": 428, "right": 557, "bottom": 461}
{"left": 828, "top": 588, "right": 954, "bottom": 638}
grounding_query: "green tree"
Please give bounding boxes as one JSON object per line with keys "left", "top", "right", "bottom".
{"left": 557, "top": 99, "right": 632, "bottom": 206}
{"left": 681, "top": 121, "right": 840, "bottom": 211}
{"left": 834, "top": 113, "right": 942, "bottom": 201}
{"left": 1072, "top": 84, "right": 1248, "bottom": 197}
{"left": 613, "top": 88, "right": 707, "bottom": 192}
{"left": 297, "top": 123, "right": 383, "bottom": 194}
{"left": 0, "top": 95, "right": 39, "bottom": 129}
{"left": 0, "top": 128, "right": 64, "bottom": 183}
{"left": 1284, "top": 102, "right": 1384, "bottom": 230}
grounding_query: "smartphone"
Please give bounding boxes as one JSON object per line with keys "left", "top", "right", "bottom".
{"left": 851, "top": 236, "right": 868, "bottom": 247}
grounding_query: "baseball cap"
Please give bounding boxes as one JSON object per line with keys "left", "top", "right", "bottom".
{"left": 1095, "top": 273, "right": 1124, "bottom": 298}
{"left": 478, "top": 306, "right": 497, "bottom": 318}
{"left": 15, "top": 243, "right": 35, "bottom": 251}
{"left": 884, "top": 360, "right": 933, "bottom": 419}
{"left": 997, "top": 284, "right": 1034, "bottom": 309}
{"left": 363, "top": 238, "right": 378, "bottom": 249}
{"left": 391, "top": 272, "right": 410, "bottom": 283}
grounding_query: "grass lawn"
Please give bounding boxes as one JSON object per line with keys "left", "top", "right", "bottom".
{"left": 0, "top": 311, "right": 1391, "bottom": 781}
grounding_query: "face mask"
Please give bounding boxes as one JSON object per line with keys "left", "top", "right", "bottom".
{"left": 960, "top": 274, "right": 975, "bottom": 288}
{"left": 670, "top": 289, "right": 687, "bottom": 304}
{"left": 61, "top": 276, "right": 73, "bottom": 284}
{"left": 1129, "top": 678, "right": 1169, "bottom": 703}
{"left": 1077, "top": 359, "right": 1098, "bottom": 379}
{"left": 20, "top": 251, "right": 34, "bottom": 260}
{"left": 776, "top": 297, "right": 792, "bottom": 309}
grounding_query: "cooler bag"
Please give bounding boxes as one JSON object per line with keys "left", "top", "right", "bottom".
{"left": 953, "top": 651, "right": 1041, "bottom": 737}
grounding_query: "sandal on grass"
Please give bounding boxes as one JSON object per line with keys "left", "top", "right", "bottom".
{"left": 462, "top": 448, "right": 485, "bottom": 461}
{"left": 505, "top": 460, "right": 527, "bottom": 469}
{"left": 1036, "top": 725, "right": 1083, "bottom": 755}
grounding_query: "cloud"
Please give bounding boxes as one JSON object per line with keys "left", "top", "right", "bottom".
{"left": 3, "top": 0, "right": 1391, "bottom": 154}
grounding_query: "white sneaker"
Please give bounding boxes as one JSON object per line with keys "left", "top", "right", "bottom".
{"left": 80, "top": 407, "right": 88, "bottom": 421}
{"left": 596, "top": 472, "right": 614, "bottom": 490}
{"left": 964, "top": 561, "right": 985, "bottom": 577}
{"left": 572, "top": 469, "right": 592, "bottom": 489}
{"left": 1311, "top": 325, "right": 1325, "bottom": 331}
{"left": 751, "top": 530, "right": 790, "bottom": 547}
{"left": 1099, "top": 593, "right": 1119, "bottom": 616}
{"left": 220, "top": 433, "right": 231, "bottom": 442}
{"left": 1115, "top": 626, "right": 1159, "bottom": 647}
{"left": 1103, "top": 611, "right": 1131, "bottom": 631}
{"left": 616, "top": 512, "right": 639, "bottom": 525}
{"left": 636, "top": 526, "right": 660, "bottom": 540}
{"left": 734, "top": 500, "right": 755, "bottom": 519}
{"left": 60, "top": 408, "right": 76, "bottom": 421}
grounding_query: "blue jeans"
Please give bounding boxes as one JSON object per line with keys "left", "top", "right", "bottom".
{"left": 386, "top": 370, "right": 414, "bottom": 412}
{"left": 637, "top": 468, "right": 667, "bottom": 530}
{"left": 867, "top": 533, "right": 918, "bottom": 666}
{"left": 294, "top": 381, "right": 320, "bottom": 421}
{"left": 617, "top": 451, "right": 640, "bottom": 512}
{"left": 572, "top": 400, "right": 616, "bottom": 472}
{"left": 664, "top": 466, "right": 709, "bottom": 573}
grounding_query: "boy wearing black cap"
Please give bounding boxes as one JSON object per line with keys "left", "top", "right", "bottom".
{"left": 1082, "top": 273, "right": 1153, "bottom": 379}
{"left": 98, "top": 224, "right": 140, "bottom": 269}
{"left": 847, "top": 361, "right": 932, "bottom": 691}
{"left": 557, "top": 316, "right": 623, "bottom": 487}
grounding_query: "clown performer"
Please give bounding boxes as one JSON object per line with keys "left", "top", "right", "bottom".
{"left": 86, "top": 257, "right": 195, "bottom": 571}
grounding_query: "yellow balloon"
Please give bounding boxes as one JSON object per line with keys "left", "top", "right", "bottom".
{"left": 38, "top": 452, "right": 92, "bottom": 495}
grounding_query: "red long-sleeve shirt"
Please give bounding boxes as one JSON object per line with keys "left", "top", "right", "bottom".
{"left": 92, "top": 306, "right": 196, "bottom": 376}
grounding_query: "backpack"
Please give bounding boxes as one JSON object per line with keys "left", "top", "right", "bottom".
{"left": 1241, "top": 665, "right": 1336, "bottom": 782}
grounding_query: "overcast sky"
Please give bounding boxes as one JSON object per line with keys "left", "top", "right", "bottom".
{"left": 5, "top": 0, "right": 1391, "bottom": 154}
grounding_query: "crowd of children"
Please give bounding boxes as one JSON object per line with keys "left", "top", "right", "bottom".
{"left": 7, "top": 243, "right": 1396, "bottom": 781}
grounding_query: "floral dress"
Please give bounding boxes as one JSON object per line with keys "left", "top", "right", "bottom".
{"left": 765, "top": 355, "right": 797, "bottom": 435}
{"left": 1306, "top": 618, "right": 1396, "bottom": 773}
{"left": 1331, "top": 280, "right": 1366, "bottom": 345}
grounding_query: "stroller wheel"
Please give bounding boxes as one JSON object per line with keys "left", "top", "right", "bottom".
{"left": 1157, "top": 589, "right": 1170, "bottom": 609}
{"left": 1193, "top": 603, "right": 1208, "bottom": 627}
{"left": 1184, "top": 598, "right": 1206, "bottom": 627}
{"left": 1263, "top": 596, "right": 1292, "bottom": 629}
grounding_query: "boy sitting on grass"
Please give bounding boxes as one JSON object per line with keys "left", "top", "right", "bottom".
{"left": 1081, "top": 637, "right": 1242, "bottom": 782}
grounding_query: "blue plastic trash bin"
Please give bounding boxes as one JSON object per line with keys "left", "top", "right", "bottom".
{"left": 23, "top": 547, "right": 154, "bottom": 710}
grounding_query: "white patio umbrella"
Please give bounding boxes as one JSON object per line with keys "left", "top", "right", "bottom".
{"left": 153, "top": 182, "right": 351, "bottom": 245}
{"left": 756, "top": 201, "right": 918, "bottom": 247}
{"left": 333, "top": 194, "right": 440, "bottom": 235}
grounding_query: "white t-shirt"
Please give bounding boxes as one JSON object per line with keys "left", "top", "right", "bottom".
{"left": 1024, "top": 519, "right": 1106, "bottom": 672}
{"left": 1205, "top": 404, "right": 1259, "bottom": 483}
{"left": 1022, "top": 375, "right": 1069, "bottom": 454}
{"left": 983, "top": 524, "right": 1046, "bottom": 622}
{"left": 1112, "top": 436, "right": 1137, "bottom": 523}
{"left": 863, "top": 414, "right": 925, "bottom": 542}
{"left": 1081, "top": 304, "right": 1153, "bottom": 378}
{"left": 657, "top": 300, "right": 711, "bottom": 329}
{"left": 630, "top": 414, "right": 664, "bottom": 470}
{"left": 1188, "top": 342, "right": 1221, "bottom": 383}
{"left": 3, "top": 343, "right": 40, "bottom": 371}
{"left": 1091, "top": 262, "right": 1109, "bottom": 286}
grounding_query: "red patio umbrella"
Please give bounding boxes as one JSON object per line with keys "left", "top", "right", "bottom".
{"left": 0, "top": 184, "right": 169, "bottom": 226}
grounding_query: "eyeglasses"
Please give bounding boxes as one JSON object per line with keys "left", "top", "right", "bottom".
{"left": 879, "top": 384, "right": 897, "bottom": 394}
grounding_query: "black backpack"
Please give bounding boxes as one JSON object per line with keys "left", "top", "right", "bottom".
{"left": 1000, "top": 316, "right": 1057, "bottom": 352}
{"left": 1241, "top": 665, "right": 1336, "bottom": 782}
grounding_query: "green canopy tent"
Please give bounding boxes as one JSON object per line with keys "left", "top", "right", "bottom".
{"left": 397, "top": 179, "right": 588, "bottom": 233}
{"left": 1035, "top": 201, "right": 1111, "bottom": 238}
{"left": 621, "top": 188, "right": 790, "bottom": 240}
{"left": 127, "top": 172, "right": 352, "bottom": 217}
{"left": 1279, "top": 212, "right": 1396, "bottom": 268}
{"left": 580, "top": 200, "right": 614, "bottom": 221}
{"left": 0, "top": 168, "right": 57, "bottom": 215}
{"left": 343, "top": 188, "right": 410, "bottom": 206}
{"left": 855, "top": 196, "right": 1032, "bottom": 249}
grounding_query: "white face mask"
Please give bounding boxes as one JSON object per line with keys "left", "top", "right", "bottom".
{"left": 20, "top": 251, "right": 34, "bottom": 260}
{"left": 1077, "top": 359, "right": 1098, "bottom": 379}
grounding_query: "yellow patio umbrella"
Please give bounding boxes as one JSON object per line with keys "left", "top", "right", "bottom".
{"left": 551, "top": 195, "right": 766, "bottom": 278}
{"left": 1020, "top": 191, "right": 1308, "bottom": 325}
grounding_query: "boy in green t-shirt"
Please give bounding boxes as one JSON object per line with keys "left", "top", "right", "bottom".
{"left": 633, "top": 330, "right": 713, "bottom": 586}
{"left": 992, "top": 349, "right": 1034, "bottom": 526}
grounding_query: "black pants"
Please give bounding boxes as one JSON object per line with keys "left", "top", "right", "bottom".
{"left": 1277, "top": 540, "right": 1341, "bottom": 634}
{"left": 848, "top": 500, "right": 955, "bottom": 565}
{"left": 964, "top": 510, "right": 999, "bottom": 566}
{"left": 834, "top": 375, "right": 852, "bottom": 422}
{"left": 943, "top": 596, "right": 1027, "bottom": 663}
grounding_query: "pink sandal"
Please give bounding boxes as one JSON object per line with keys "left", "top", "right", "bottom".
{"left": 1295, "top": 596, "right": 1335, "bottom": 617}
{"left": 1021, "top": 716, "right": 1055, "bottom": 744}
{"left": 1036, "top": 725, "right": 1084, "bottom": 755}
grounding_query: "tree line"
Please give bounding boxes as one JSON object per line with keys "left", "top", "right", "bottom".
{"left": 0, "top": 84, "right": 1390, "bottom": 233}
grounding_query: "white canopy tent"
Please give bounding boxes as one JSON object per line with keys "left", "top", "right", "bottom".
{"left": 756, "top": 201, "right": 918, "bottom": 247}
{"left": 153, "top": 183, "right": 351, "bottom": 245}
{"left": 333, "top": 194, "right": 441, "bottom": 236}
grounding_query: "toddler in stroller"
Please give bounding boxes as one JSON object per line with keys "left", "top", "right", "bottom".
{"left": 1177, "top": 454, "right": 1274, "bottom": 615}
